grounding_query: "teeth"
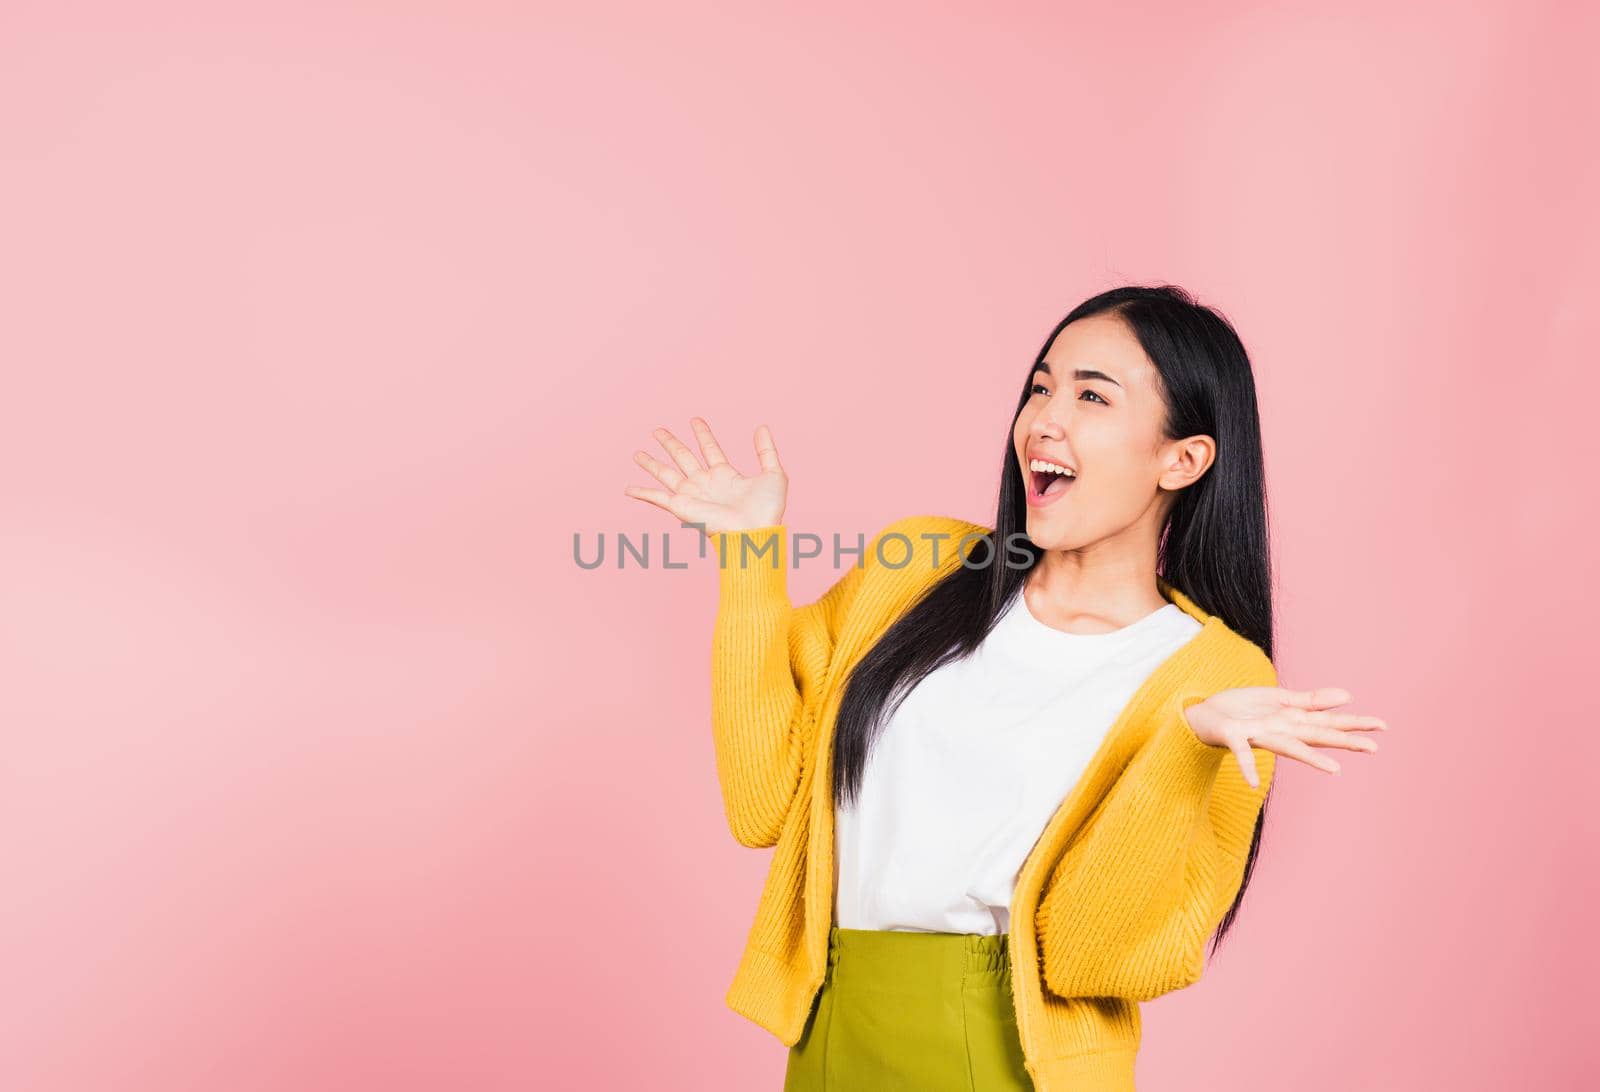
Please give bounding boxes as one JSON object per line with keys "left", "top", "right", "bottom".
{"left": 1029, "top": 458, "right": 1076, "bottom": 478}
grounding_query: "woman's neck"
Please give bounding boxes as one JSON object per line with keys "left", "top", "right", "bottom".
{"left": 1024, "top": 546, "right": 1168, "bottom": 635}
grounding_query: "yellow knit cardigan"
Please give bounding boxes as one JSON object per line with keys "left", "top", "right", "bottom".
{"left": 706, "top": 514, "right": 1278, "bottom": 1091}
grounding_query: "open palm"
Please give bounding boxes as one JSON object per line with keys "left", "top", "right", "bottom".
{"left": 624, "top": 417, "right": 789, "bottom": 535}
{"left": 1186, "top": 685, "right": 1388, "bottom": 789}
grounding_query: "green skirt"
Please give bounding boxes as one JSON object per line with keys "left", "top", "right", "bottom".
{"left": 783, "top": 925, "right": 1034, "bottom": 1091}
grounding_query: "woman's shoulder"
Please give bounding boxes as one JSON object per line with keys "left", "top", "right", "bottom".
{"left": 820, "top": 514, "right": 986, "bottom": 614}
{"left": 860, "top": 513, "right": 993, "bottom": 572}
{"left": 1179, "top": 610, "right": 1279, "bottom": 693}
{"left": 875, "top": 512, "right": 993, "bottom": 546}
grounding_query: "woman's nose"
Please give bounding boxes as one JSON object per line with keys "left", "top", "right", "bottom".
{"left": 1033, "top": 412, "right": 1066, "bottom": 439}
{"left": 1034, "top": 398, "right": 1074, "bottom": 437}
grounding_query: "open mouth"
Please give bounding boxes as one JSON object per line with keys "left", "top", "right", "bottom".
{"left": 1027, "top": 465, "right": 1076, "bottom": 505}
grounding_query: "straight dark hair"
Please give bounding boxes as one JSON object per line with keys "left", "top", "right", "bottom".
{"left": 830, "top": 284, "right": 1275, "bottom": 956}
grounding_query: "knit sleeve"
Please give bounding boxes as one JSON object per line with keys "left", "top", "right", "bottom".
{"left": 1033, "top": 656, "right": 1279, "bottom": 1001}
{"left": 705, "top": 524, "right": 869, "bottom": 849}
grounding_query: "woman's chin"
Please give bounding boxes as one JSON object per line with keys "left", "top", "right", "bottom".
{"left": 1023, "top": 514, "right": 1072, "bottom": 550}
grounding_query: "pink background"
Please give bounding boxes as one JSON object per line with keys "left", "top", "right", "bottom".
{"left": 3, "top": 3, "right": 1595, "bottom": 1089}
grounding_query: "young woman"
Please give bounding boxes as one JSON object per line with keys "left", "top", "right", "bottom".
{"left": 624, "top": 284, "right": 1387, "bottom": 1090}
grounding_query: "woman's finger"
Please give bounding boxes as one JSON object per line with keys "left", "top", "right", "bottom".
{"left": 692, "top": 417, "right": 731, "bottom": 469}
{"left": 754, "top": 424, "right": 784, "bottom": 475}
{"left": 634, "top": 449, "right": 686, "bottom": 491}
{"left": 654, "top": 426, "right": 705, "bottom": 478}
{"left": 1250, "top": 729, "right": 1342, "bottom": 774}
{"left": 1284, "top": 708, "right": 1388, "bottom": 734}
{"left": 623, "top": 484, "right": 678, "bottom": 514}
{"left": 1276, "top": 687, "right": 1354, "bottom": 711}
{"left": 624, "top": 486, "right": 723, "bottom": 529}
{"left": 1226, "top": 737, "right": 1261, "bottom": 790}
{"left": 1289, "top": 723, "right": 1379, "bottom": 753}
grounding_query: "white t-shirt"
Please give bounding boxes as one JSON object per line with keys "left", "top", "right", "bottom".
{"left": 832, "top": 582, "right": 1205, "bottom": 934}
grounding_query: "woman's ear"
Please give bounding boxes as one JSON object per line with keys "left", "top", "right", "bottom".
{"left": 1158, "top": 434, "right": 1216, "bottom": 491}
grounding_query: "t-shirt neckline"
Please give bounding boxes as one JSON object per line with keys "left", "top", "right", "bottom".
{"left": 1005, "top": 583, "right": 1184, "bottom": 643}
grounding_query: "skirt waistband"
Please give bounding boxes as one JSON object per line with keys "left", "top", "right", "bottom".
{"left": 826, "top": 924, "right": 1012, "bottom": 988}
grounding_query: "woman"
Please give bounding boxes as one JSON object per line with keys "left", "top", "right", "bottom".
{"left": 623, "top": 284, "right": 1387, "bottom": 1090}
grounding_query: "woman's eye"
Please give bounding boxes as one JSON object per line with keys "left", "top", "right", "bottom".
{"left": 1080, "top": 389, "right": 1108, "bottom": 405}
{"left": 1030, "top": 382, "right": 1050, "bottom": 396}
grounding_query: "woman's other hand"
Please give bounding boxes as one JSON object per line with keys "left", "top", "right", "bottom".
{"left": 624, "top": 417, "right": 789, "bottom": 535}
{"left": 1185, "top": 686, "right": 1388, "bottom": 789}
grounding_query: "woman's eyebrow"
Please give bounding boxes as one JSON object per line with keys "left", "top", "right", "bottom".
{"left": 1036, "top": 361, "right": 1124, "bottom": 389}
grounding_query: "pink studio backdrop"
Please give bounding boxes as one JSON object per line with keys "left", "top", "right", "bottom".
{"left": 2, "top": 4, "right": 1595, "bottom": 1090}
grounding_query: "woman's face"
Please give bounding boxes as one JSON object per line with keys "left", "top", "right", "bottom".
{"left": 1011, "top": 313, "right": 1214, "bottom": 552}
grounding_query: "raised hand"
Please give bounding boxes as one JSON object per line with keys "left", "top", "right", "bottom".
{"left": 1184, "top": 686, "right": 1388, "bottom": 789}
{"left": 623, "top": 417, "right": 789, "bottom": 535}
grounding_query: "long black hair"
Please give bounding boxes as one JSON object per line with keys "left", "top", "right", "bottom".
{"left": 830, "top": 283, "right": 1275, "bottom": 956}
